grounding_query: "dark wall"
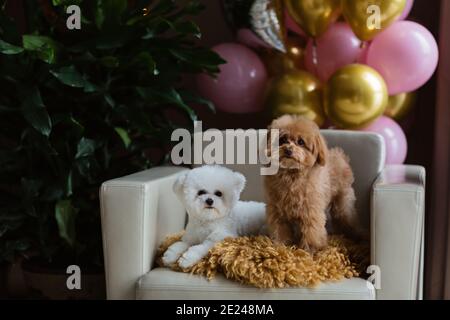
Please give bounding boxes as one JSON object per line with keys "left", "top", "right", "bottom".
{"left": 403, "top": 0, "right": 441, "bottom": 300}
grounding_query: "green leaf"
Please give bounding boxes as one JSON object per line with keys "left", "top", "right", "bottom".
{"left": 21, "top": 88, "right": 52, "bottom": 137}
{"left": 95, "top": 0, "right": 127, "bottom": 29}
{"left": 52, "top": 0, "right": 82, "bottom": 5}
{"left": 137, "top": 87, "right": 197, "bottom": 122}
{"left": 95, "top": 0, "right": 105, "bottom": 29}
{"left": 0, "top": 39, "right": 24, "bottom": 54}
{"left": 133, "top": 52, "right": 157, "bottom": 75}
{"left": 179, "top": 90, "right": 216, "bottom": 113}
{"left": 100, "top": 56, "right": 119, "bottom": 68}
{"left": 104, "top": 94, "right": 115, "bottom": 107}
{"left": 169, "top": 47, "right": 225, "bottom": 73}
{"left": 140, "top": 17, "right": 177, "bottom": 39}
{"left": 67, "top": 171, "right": 73, "bottom": 197}
{"left": 51, "top": 113, "right": 84, "bottom": 136}
{"left": 0, "top": 240, "right": 30, "bottom": 262}
{"left": 150, "top": 0, "right": 177, "bottom": 16}
{"left": 76, "top": 137, "right": 96, "bottom": 159}
{"left": 174, "top": 21, "right": 201, "bottom": 39}
{"left": 40, "top": 186, "right": 64, "bottom": 202}
{"left": 117, "top": 104, "right": 155, "bottom": 135}
{"left": 21, "top": 178, "right": 41, "bottom": 200}
{"left": 22, "top": 35, "right": 59, "bottom": 64}
{"left": 94, "top": 29, "right": 133, "bottom": 50}
{"left": 82, "top": 81, "right": 99, "bottom": 93}
{"left": 50, "top": 66, "right": 96, "bottom": 92}
{"left": 20, "top": 128, "right": 57, "bottom": 155}
{"left": 114, "top": 127, "right": 131, "bottom": 148}
{"left": 55, "top": 200, "right": 78, "bottom": 247}
{"left": 184, "top": 1, "right": 205, "bottom": 15}
{"left": 75, "top": 157, "right": 92, "bottom": 179}
{"left": 67, "top": 116, "right": 84, "bottom": 135}
{"left": 50, "top": 66, "right": 87, "bottom": 88}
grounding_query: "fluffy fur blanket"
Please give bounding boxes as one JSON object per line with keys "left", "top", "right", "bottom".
{"left": 156, "top": 233, "right": 369, "bottom": 288}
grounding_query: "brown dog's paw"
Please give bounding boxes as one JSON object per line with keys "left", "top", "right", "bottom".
{"left": 297, "top": 234, "right": 328, "bottom": 253}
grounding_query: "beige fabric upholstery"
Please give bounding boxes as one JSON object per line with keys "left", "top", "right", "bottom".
{"left": 100, "top": 130, "right": 424, "bottom": 300}
{"left": 100, "top": 167, "right": 188, "bottom": 300}
{"left": 322, "top": 130, "right": 385, "bottom": 228}
{"left": 136, "top": 268, "right": 375, "bottom": 300}
{"left": 371, "top": 165, "right": 425, "bottom": 300}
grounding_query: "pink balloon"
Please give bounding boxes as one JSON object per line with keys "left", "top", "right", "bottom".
{"left": 196, "top": 43, "right": 268, "bottom": 114}
{"left": 236, "top": 28, "right": 272, "bottom": 50}
{"left": 304, "top": 23, "right": 362, "bottom": 82}
{"left": 357, "top": 42, "right": 371, "bottom": 64}
{"left": 285, "top": 9, "right": 306, "bottom": 38}
{"left": 360, "top": 116, "right": 407, "bottom": 165}
{"left": 398, "top": 0, "right": 414, "bottom": 20}
{"left": 367, "top": 21, "right": 439, "bottom": 95}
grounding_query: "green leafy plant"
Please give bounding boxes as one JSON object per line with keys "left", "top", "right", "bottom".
{"left": 0, "top": 0, "right": 224, "bottom": 267}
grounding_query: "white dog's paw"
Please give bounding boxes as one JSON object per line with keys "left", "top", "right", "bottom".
{"left": 178, "top": 249, "right": 202, "bottom": 269}
{"left": 162, "top": 241, "right": 189, "bottom": 267}
{"left": 162, "top": 250, "right": 180, "bottom": 267}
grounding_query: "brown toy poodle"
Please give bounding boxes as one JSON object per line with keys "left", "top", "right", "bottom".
{"left": 264, "top": 115, "right": 363, "bottom": 252}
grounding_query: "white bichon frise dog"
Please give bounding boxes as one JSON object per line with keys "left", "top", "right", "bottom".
{"left": 162, "top": 165, "right": 266, "bottom": 269}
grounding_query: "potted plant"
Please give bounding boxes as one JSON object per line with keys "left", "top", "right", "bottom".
{"left": 0, "top": 0, "right": 223, "bottom": 299}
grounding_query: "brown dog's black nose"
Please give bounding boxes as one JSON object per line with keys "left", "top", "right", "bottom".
{"left": 205, "top": 198, "right": 214, "bottom": 206}
{"left": 285, "top": 148, "right": 292, "bottom": 157}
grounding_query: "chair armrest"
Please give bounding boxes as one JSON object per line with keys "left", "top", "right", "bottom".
{"left": 100, "top": 166, "right": 188, "bottom": 300}
{"left": 371, "top": 165, "right": 425, "bottom": 300}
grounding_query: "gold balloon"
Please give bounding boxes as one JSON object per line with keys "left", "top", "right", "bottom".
{"left": 285, "top": 0, "right": 341, "bottom": 38}
{"left": 267, "top": 70, "right": 325, "bottom": 126}
{"left": 261, "top": 37, "right": 305, "bottom": 77}
{"left": 384, "top": 92, "right": 416, "bottom": 120}
{"left": 342, "top": 0, "right": 406, "bottom": 41}
{"left": 324, "top": 64, "right": 388, "bottom": 129}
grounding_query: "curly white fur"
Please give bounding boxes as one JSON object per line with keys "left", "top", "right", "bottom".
{"left": 162, "top": 165, "right": 266, "bottom": 269}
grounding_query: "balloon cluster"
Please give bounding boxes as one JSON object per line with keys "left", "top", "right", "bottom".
{"left": 196, "top": 0, "right": 439, "bottom": 164}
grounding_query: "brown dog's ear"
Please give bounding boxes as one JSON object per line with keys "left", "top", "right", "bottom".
{"left": 265, "top": 128, "right": 272, "bottom": 157}
{"left": 266, "top": 115, "right": 293, "bottom": 156}
{"left": 265, "top": 126, "right": 281, "bottom": 159}
{"left": 270, "top": 115, "right": 295, "bottom": 129}
{"left": 315, "top": 134, "right": 328, "bottom": 166}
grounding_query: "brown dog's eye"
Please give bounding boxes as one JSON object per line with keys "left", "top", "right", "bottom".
{"left": 197, "top": 190, "right": 207, "bottom": 196}
{"left": 214, "top": 191, "right": 222, "bottom": 197}
{"left": 279, "top": 135, "right": 288, "bottom": 145}
{"left": 297, "top": 138, "right": 305, "bottom": 146}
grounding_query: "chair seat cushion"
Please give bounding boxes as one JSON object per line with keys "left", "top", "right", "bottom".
{"left": 136, "top": 268, "right": 376, "bottom": 300}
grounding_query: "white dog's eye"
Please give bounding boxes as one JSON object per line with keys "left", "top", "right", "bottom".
{"left": 197, "top": 190, "right": 207, "bottom": 196}
{"left": 214, "top": 191, "right": 222, "bottom": 197}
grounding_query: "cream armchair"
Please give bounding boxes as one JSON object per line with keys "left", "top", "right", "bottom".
{"left": 100, "top": 130, "right": 425, "bottom": 300}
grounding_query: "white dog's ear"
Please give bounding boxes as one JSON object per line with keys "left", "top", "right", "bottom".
{"left": 233, "top": 172, "right": 246, "bottom": 195}
{"left": 173, "top": 171, "right": 188, "bottom": 196}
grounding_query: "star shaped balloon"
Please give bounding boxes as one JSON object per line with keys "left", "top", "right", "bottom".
{"left": 222, "top": 0, "right": 286, "bottom": 52}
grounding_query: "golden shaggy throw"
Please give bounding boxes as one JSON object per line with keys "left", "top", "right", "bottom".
{"left": 156, "top": 233, "right": 369, "bottom": 289}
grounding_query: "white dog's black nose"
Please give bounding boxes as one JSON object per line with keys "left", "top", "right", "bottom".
{"left": 205, "top": 198, "right": 214, "bottom": 206}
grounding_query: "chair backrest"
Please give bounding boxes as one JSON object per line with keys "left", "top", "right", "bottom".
{"left": 192, "top": 129, "right": 385, "bottom": 228}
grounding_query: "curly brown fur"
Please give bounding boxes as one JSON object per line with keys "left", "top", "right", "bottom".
{"left": 156, "top": 232, "right": 369, "bottom": 288}
{"left": 264, "top": 115, "right": 364, "bottom": 253}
